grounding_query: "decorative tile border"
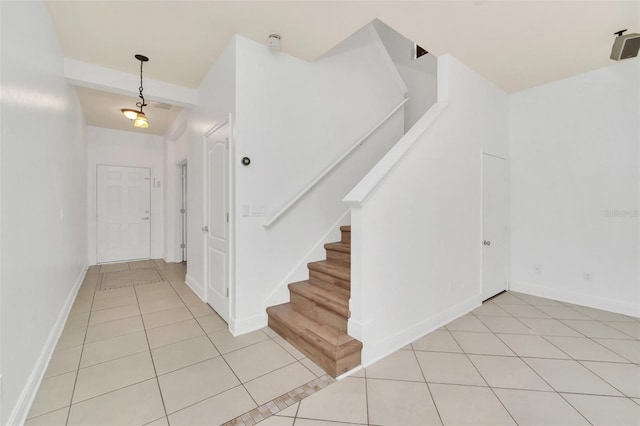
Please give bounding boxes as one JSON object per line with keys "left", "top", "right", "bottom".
{"left": 223, "top": 375, "right": 335, "bottom": 426}
{"left": 98, "top": 266, "right": 168, "bottom": 290}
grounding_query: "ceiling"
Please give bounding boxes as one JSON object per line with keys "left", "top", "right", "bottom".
{"left": 45, "top": 1, "right": 639, "bottom": 134}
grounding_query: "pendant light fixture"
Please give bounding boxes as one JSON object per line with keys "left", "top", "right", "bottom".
{"left": 121, "top": 54, "right": 149, "bottom": 128}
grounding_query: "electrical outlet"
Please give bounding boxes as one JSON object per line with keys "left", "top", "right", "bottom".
{"left": 533, "top": 264, "right": 543, "bottom": 275}
{"left": 584, "top": 272, "right": 592, "bottom": 282}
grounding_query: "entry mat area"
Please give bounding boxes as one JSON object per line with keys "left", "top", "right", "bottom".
{"left": 98, "top": 261, "right": 167, "bottom": 291}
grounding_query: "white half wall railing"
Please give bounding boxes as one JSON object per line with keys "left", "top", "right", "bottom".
{"left": 263, "top": 97, "right": 409, "bottom": 228}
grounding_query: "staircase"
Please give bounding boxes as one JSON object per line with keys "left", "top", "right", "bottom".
{"left": 267, "top": 226, "right": 362, "bottom": 377}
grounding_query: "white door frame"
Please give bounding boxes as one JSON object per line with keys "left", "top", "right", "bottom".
{"left": 176, "top": 160, "right": 187, "bottom": 262}
{"left": 203, "top": 117, "right": 235, "bottom": 323}
{"left": 481, "top": 152, "right": 510, "bottom": 300}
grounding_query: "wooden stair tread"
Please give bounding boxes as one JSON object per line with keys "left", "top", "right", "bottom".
{"left": 324, "top": 242, "right": 350, "bottom": 253}
{"left": 308, "top": 260, "right": 350, "bottom": 281}
{"left": 289, "top": 281, "right": 350, "bottom": 317}
{"left": 340, "top": 226, "right": 351, "bottom": 232}
{"left": 267, "top": 303, "right": 361, "bottom": 352}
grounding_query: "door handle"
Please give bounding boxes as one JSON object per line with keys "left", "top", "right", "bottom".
{"left": 141, "top": 217, "right": 150, "bottom": 220}
{"left": 483, "top": 240, "right": 491, "bottom": 246}
{"left": 202, "top": 226, "right": 209, "bottom": 232}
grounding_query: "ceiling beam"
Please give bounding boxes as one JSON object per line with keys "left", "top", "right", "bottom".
{"left": 64, "top": 59, "right": 197, "bottom": 108}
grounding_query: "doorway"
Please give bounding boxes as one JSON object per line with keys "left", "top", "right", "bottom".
{"left": 179, "top": 162, "right": 188, "bottom": 262}
{"left": 96, "top": 165, "right": 151, "bottom": 263}
{"left": 204, "top": 123, "right": 230, "bottom": 322}
{"left": 481, "top": 153, "right": 508, "bottom": 300}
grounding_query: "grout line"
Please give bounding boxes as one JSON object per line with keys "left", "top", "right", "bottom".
{"left": 410, "top": 343, "right": 444, "bottom": 426}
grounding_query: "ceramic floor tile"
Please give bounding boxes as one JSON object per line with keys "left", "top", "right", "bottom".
{"left": 605, "top": 321, "right": 640, "bottom": 339}
{"left": 223, "top": 339, "right": 295, "bottom": 382}
{"left": 85, "top": 316, "right": 144, "bottom": 343}
{"left": 44, "top": 345, "right": 82, "bottom": 377}
{"left": 88, "top": 304, "right": 140, "bottom": 326}
{"left": 144, "top": 417, "right": 169, "bottom": 426}
{"left": 446, "top": 315, "right": 491, "bottom": 332}
{"left": 523, "top": 358, "right": 622, "bottom": 396}
{"left": 27, "top": 371, "right": 76, "bottom": 419}
{"left": 167, "top": 385, "right": 256, "bottom": 426}
{"left": 195, "top": 312, "right": 227, "bottom": 333}
{"left": 429, "top": 383, "right": 516, "bottom": 425}
{"left": 511, "top": 293, "right": 564, "bottom": 306}
{"left": 273, "top": 336, "right": 306, "bottom": 360}
{"left": 67, "top": 379, "right": 164, "bottom": 426}
{"left": 208, "top": 328, "right": 269, "bottom": 354}
{"left": 91, "top": 293, "right": 138, "bottom": 311}
{"left": 276, "top": 402, "right": 299, "bottom": 417}
{"left": 451, "top": 331, "right": 516, "bottom": 356}
{"left": 146, "top": 319, "right": 205, "bottom": 349}
{"left": 73, "top": 351, "right": 156, "bottom": 403}
{"left": 412, "top": 330, "right": 463, "bottom": 353}
{"left": 535, "top": 306, "right": 593, "bottom": 320}
{"left": 472, "top": 303, "right": 512, "bottom": 317}
{"left": 135, "top": 283, "right": 176, "bottom": 301}
{"left": 186, "top": 301, "right": 216, "bottom": 317}
{"left": 258, "top": 416, "right": 295, "bottom": 425}
{"left": 24, "top": 407, "right": 69, "bottom": 426}
{"left": 366, "top": 378, "right": 441, "bottom": 426}
{"left": 561, "top": 393, "right": 640, "bottom": 426}
{"left": 157, "top": 356, "right": 240, "bottom": 414}
{"left": 581, "top": 361, "right": 640, "bottom": 398}
{"left": 365, "top": 349, "right": 425, "bottom": 382}
{"left": 415, "top": 351, "right": 486, "bottom": 386}
{"left": 293, "top": 420, "right": 365, "bottom": 426}
{"left": 138, "top": 295, "right": 185, "bottom": 315}
{"left": 93, "top": 287, "right": 136, "bottom": 301}
{"left": 595, "top": 338, "right": 640, "bottom": 363}
{"left": 545, "top": 336, "right": 628, "bottom": 362}
{"left": 496, "top": 334, "right": 571, "bottom": 359}
{"left": 493, "top": 388, "right": 588, "bottom": 426}
{"left": 142, "top": 305, "right": 193, "bottom": 330}
{"left": 575, "top": 307, "right": 638, "bottom": 322}
{"left": 128, "top": 260, "right": 157, "bottom": 270}
{"left": 263, "top": 327, "right": 279, "bottom": 338}
{"left": 80, "top": 330, "right": 149, "bottom": 368}
{"left": 65, "top": 311, "right": 90, "bottom": 330}
{"left": 519, "top": 318, "right": 584, "bottom": 337}
{"left": 561, "top": 320, "right": 633, "bottom": 339}
{"left": 490, "top": 293, "right": 528, "bottom": 305}
{"left": 477, "top": 316, "right": 532, "bottom": 334}
{"left": 100, "top": 263, "right": 130, "bottom": 273}
{"left": 500, "top": 304, "right": 551, "bottom": 319}
{"left": 244, "top": 362, "right": 316, "bottom": 405}
{"left": 469, "top": 355, "right": 552, "bottom": 391}
{"left": 300, "top": 357, "right": 326, "bottom": 377}
{"left": 151, "top": 335, "right": 219, "bottom": 375}
{"left": 297, "top": 377, "right": 368, "bottom": 424}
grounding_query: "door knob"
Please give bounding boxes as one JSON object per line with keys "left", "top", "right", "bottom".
{"left": 483, "top": 240, "right": 491, "bottom": 246}
{"left": 202, "top": 226, "right": 209, "bottom": 232}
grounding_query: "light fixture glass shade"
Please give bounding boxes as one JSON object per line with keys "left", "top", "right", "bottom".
{"left": 121, "top": 109, "right": 139, "bottom": 120}
{"left": 133, "top": 112, "right": 149, "bottom": 128}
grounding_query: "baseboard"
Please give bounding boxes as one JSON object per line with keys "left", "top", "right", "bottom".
{"left": 7, "top": 265, "right": 87, "bottom": 426}
{"left": 510, "top": 280, "right": 640, "bottom": 318}
{"left": 229, "top": 313, "right": 267, "bottom": 336}
{"left": 360, "top": 294, "right": 481, "bottom": 366}
{"left": 185, "top": 274, "right": 205, "bottom": 301}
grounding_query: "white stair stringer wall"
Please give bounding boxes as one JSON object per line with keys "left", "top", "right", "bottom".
{"left": 344, "top": 54, "right": 509, "bottom": 366}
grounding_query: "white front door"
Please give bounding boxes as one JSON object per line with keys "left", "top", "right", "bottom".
{"left": 482, "top": 154, "right": 508, "bottom": 300}
{"left": 205, "top": 126, "right": 229, "bottom": 321}
{"left": 97, "top": 165, "right": 151, "bottom": 263}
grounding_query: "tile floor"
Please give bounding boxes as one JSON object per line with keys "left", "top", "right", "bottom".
{"left": 26, "top": 260, "right": 328, "bottom": 426}
{"left": 26, "top": 262, "right": 640, "bottom": 426}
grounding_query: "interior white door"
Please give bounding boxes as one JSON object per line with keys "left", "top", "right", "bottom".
{"left": 205, "top": 127, "right": 229, "bottom": 321}
{"left": 482, "top": 154, "right": 508, "bottom": 300}
{"left": 97, "top": 165, "right": 151, "bottom": 263}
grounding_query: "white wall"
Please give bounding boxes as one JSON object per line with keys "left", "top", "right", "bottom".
{"left": 345, "top": 55, "right": 509, "bottom": 365}
{"left": 0, "top": 1, "right": 88, "bottom": 423}
{"left": 509, "top": 59, "right": 640, "bottom": 316}
{"left": 183, "top": 37, "right": 236, "bottom": 299}
{"left": 231, "top": 25, "right": 406, "bottom": 333}
{"left": 86, "top": 126, "right": 165, "bottom": 264}
{"left": 373, "top": 20, "right": 438, "bottom": 132}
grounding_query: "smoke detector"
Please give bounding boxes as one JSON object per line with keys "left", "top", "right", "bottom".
{"left": 267, "top": 34, "right": 281, "bottom": 52}
{"left": 610, "top": 29, "right": 640, "bottom": 61}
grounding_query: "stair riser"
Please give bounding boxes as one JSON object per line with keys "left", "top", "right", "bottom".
{"left": 326, "top": 249, "right": 350, "bottom": 265}
{"left": 290, "top": 293, "right": 348, "bottom": 332}
{"left": 309, "top": 270, "right": 350, "bottom": 291}
{"left": 341, "top": 230, "right": 351, "bottom": 245}
{"left": 268, "top": 316, "right": 342, "bottom": 377}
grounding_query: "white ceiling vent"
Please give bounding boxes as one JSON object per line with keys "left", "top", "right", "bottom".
{"left": 149, "top": 100, "right": 173, "bottom": 110}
